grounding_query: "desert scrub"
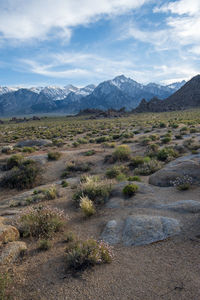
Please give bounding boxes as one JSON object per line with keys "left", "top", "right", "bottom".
{"left": 18, "top": 205, "right": 67, "bottom": 239}
{"left": 156, "top": 147, "right": 178, "bottom": 162}
{"left": 1, "top": 159, "right": 41, "bottom": 190}
{"left": 43, "top": 186, "right": 58, "bottom": 200}
{"left": 73, "top": 176, "right": 112, "bottom": 206}
{"left": 170, "top": 175, "right": 193, "bottom": 190}
{"left": 65, "top": 239, "right": 114, "bottom": 271}
{"left": 139, "top": 137, "right": 151, "bottom": 146}
{"left": 61, "top": 180, "right": 68, "bottom": 188}
{"left": 24, "top": 186, "right": 58, "bottom": 205}
{"left": 80, "top": 196, "right": 96, "bottom": 217}
{"left": 134, "top": 159, "right": 162, "bottom": 175}
{"left": 6, "top": 154, "right": 24, "bottom": 170}
{"left": 38, "top": 239, "right": 52, "bottom": 251}
{"left": 161, "top": 136, "right": 172, "bottom": 144}
{"left": 48, "top": 151, "right": 61, "bottom": 161}
{"left": 112, "top": 145, "right": 131, "bottom": 161}
{"left": 66, "top": 161, "right": 92, "bottom": 173}
{"left": 63, "top": 231, "right": 77, "bottom": 243}
{"left": 22, "top": 146, "right": 35, "bottom": 153}
{"left": 127, "top": 175, "right": 141, "bottom": 182}
{"left": 106, "top": 165, "right": 128, "bottom": 179}
{"left": 123, "top": 183, "right": 138, "bottom": 197}
{"left": 83, "top": 149, "right": 96, "bottom": 156}
{"left": 129, "top": 156, "right": 145, "bottom": 168}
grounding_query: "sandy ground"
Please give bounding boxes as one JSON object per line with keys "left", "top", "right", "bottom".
{"left": 1, "top": 142, "right": 200, "bottom": 300}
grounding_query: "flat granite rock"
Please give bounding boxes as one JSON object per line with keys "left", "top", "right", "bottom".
{"left": 101, "top": 215, "right": 180, "bottom": 246}
{"left": 156, "top": 200, "right": 200, "bottom": 213}
{"left": 16, "top": 139, "right": 52, "bottom": 148}
{"left": 106, "top": 198, "right": 124, "bottom": 209}
{"left": 149, "top": 154, "right": 200, "bottom": 187}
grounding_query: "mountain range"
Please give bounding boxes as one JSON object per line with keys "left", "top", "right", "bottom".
{"left": 134, "top": 75, "right": 200, "bottom": 113}
{"left": 0, "top": 75, "right": 187, "bottom": 116}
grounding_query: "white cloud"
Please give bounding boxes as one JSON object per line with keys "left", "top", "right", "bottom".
{"left": 154, "top": 0, "right": 200, "bottom": 46}
{"left": 124, "top": 0, "right": 200, "bottom": 58}
{"left": 20, "top": 53, "right": 133, "bottom": 79}
{"left": 0, "top": 0, "right": 150, "bottom": 41}
{"left": 19, "top": 50, "right": 199, "bottom": 85}
{"left": 154, "top": 0, "right": 200, "bottom": 15}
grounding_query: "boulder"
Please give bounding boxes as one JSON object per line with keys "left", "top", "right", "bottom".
{"left": 101, "top": 215, "right": 180, "bottom": 246}
{"left": 16, "top": 139, "right": 52, "bottom": 148}
{"left": 122, "top": 215, "right": 180, "bottom": 246}
{"left": 0, "top": 224, "right": 20, "bottom": 245}
{"left": 0, "top": 241, "right": 27, "bottom": 265}
{"left": 149, "top": 154, "right": 200, "bottom": 187}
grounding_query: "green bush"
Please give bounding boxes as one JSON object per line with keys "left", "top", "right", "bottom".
{"left": 18, "top": 205, "right": 67, "bottom": 239}
{"left": 127, "top": 175, "right": 141, "bottom": 182}
{"left": 95, "top": 136, "right": 110, "bottom": 143}
{"left": 112, "top": 145, "right": 131, "bottom": 161}
{"left": 106, "top": 165, "right": 128, "bottom": 179}
{"left": 123, "top": 183, "right": 138, "bottom": 197}
{"left": 129, "top": 156, "right": 144, "bottom": 168}
{"left": 1, "top": 159, "right": 41, "bottom": 190}
{"left": 134, "top": 159, "right": 162, "bottom": 175}
{"left": 159, "top": 122, "right": 166, "bottom": 128}
{"left": 6, "top": 154, "right": 24, "bottom": 170}
{"left": 66, "top": 161, "right": 91, "bottom": 173}
{"left": 140, "top": 137, "right": 151, "bottom": 146}
{"left": 161, "top": 136, "right": 171, "bottom": 144}
{"left": 83, "top": 149, "right": 96, "bottom": 156}
{"left": 48, "top": 151, "right": 61, "bottom": 161}
{"left": 157, "top": 147, "right": 178, "bottom": 161}
{"left": 61, "top": 180, "right": 68, "bottom": 188}
{"left": 73, "top": 176, "right": 112, "bottom": 206}
{"left": 65, "top": 239, "right": 113, "bottom": 270}
{"left": 22, "top": 146, "right": 35, "bottom": 153}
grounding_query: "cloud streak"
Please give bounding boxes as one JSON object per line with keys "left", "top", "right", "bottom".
{"left": 0, "top": 0, "right": 150, "bottom": 41}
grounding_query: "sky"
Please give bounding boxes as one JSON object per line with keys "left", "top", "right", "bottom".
{"left": 0, "top": 0, "right": 199, "bottom": 87}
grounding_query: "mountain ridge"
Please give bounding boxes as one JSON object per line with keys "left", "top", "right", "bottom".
{"left": 0, "top": 75, "right": 187, "bottom": 116}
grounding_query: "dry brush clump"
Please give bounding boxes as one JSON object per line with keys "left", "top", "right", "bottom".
{"left": 18, "top": 205, "right": 68, "bottom": 239}
{"left": 73, "top": 176, "right": 112, "bottom": 206}
{"left": 65, "top": 238, "right": 114, "bottom": 271}
{"left": 112, "top": 145, "right": 131, "bottom": 162}
{"left": 80, "top": 196, "right": 96, "bottom": 217}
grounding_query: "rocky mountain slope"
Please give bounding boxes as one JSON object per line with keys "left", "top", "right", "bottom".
{"left": 135, "top": 75, "right": 200, "bottom": 112}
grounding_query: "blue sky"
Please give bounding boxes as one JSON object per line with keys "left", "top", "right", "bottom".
{"left": 0, "top": 0, "right": 199, "bottom": 87}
